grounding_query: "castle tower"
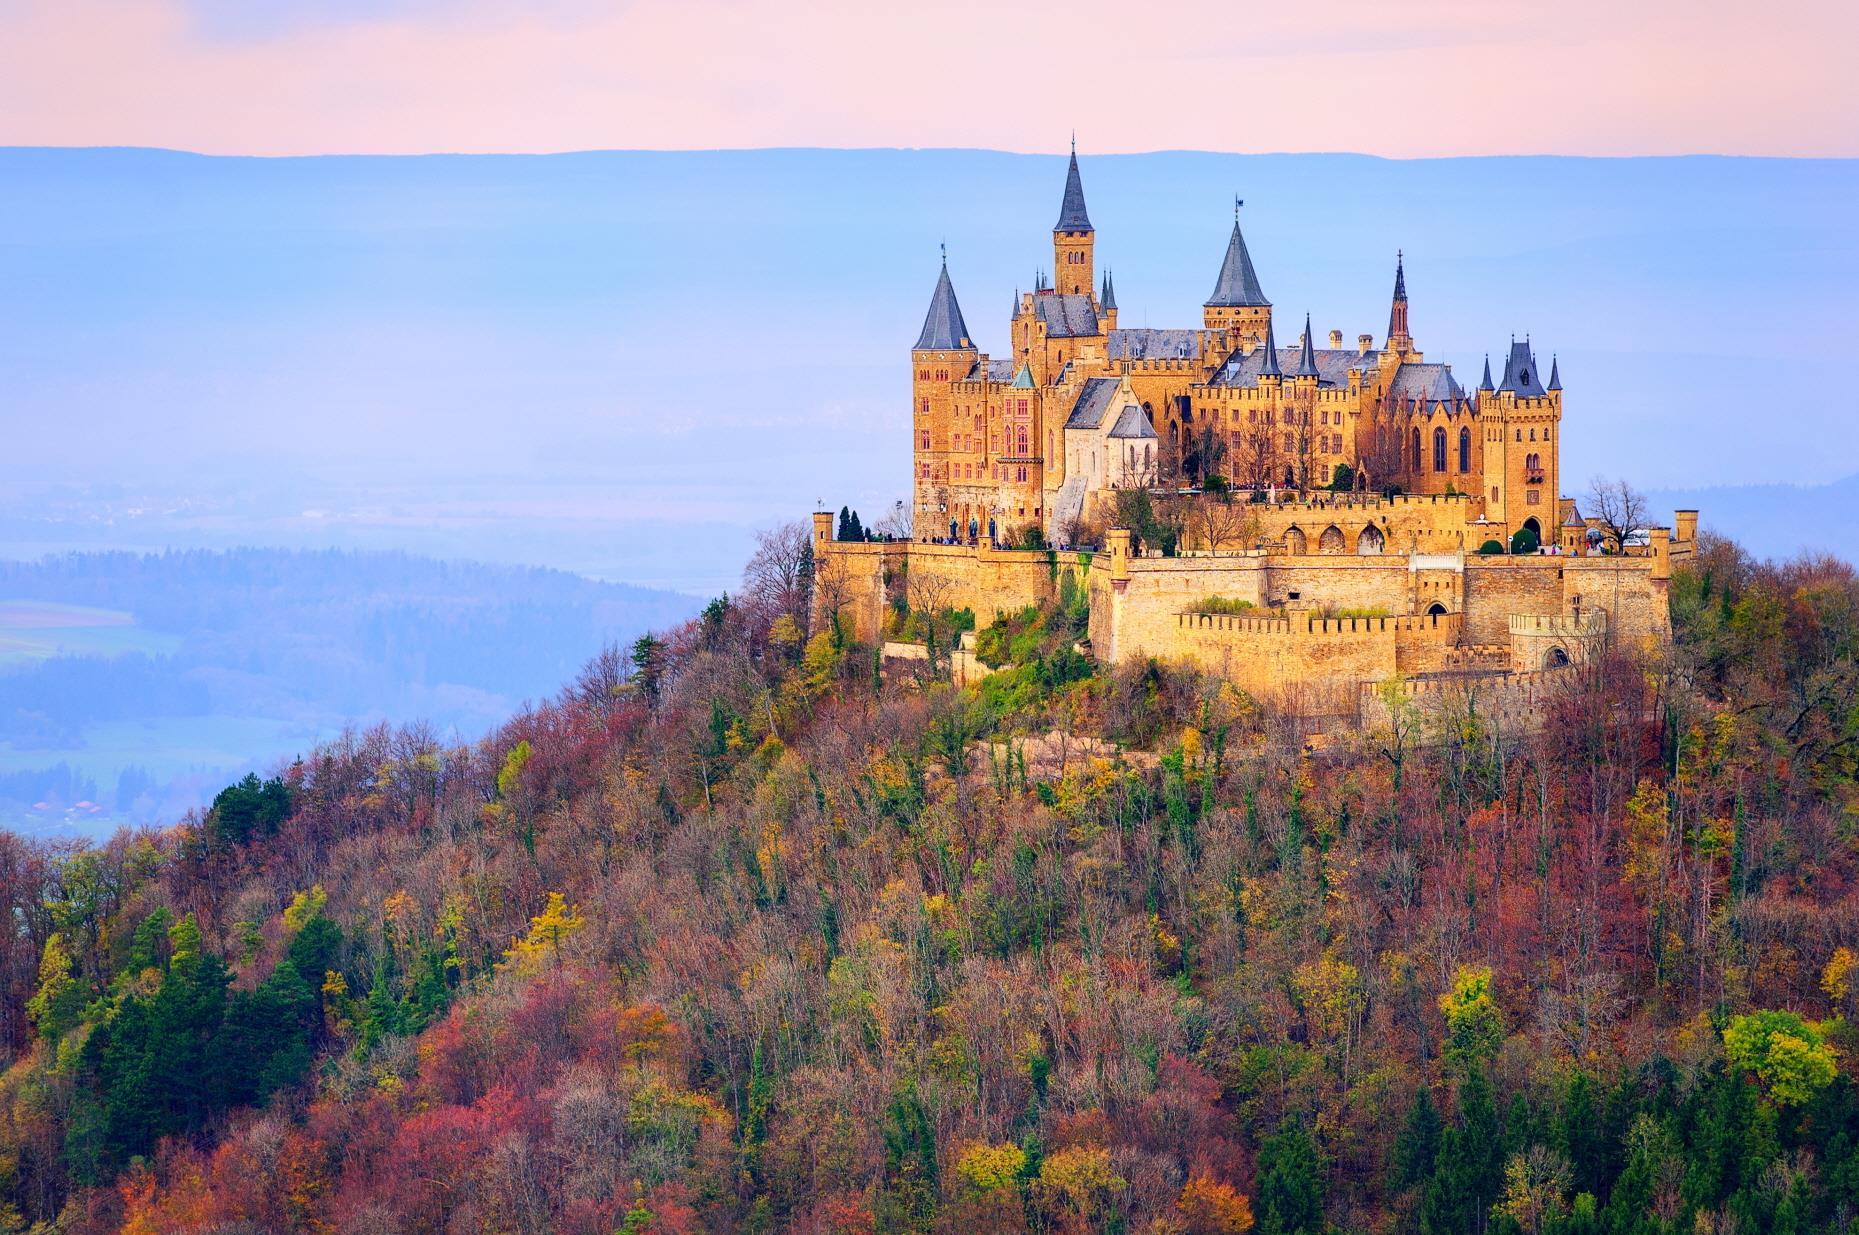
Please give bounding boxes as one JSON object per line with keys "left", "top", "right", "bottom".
{"left": 911, "top": 253, "right": 977, "bottom": 541}
{"left": 1479, "top": 337, "right": 1560, "bottom": 541}
{"left": 1203, "top": 199, "right": 1272, "bottom": 351}
{"left": 1386, "top": 251, "right": 1413, "bottom": 356}
{"left": 1053, "top": 142, "right": 1095, "bottom": 297}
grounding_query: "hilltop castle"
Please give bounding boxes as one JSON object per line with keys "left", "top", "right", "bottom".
{"left": 817, "top": 151, "right": 1697, "bottom": 723}
{"left": 911, "top": 145, "right": 1565, "bottom": 550}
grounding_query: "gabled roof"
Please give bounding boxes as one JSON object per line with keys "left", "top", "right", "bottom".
{"left": 1107, "top": 402, "right": 1158, "bottom": 439}
{"left": 913, "top": 260, "right": 973, "bottom": 351}
{"left": 1293, "top": 314, "right": 1321, "bottom": 377}
{"left": 1034, "top": 293, "right": 1100, "bottom": 339}
{"left": 1497, "top": 338, "right": 1545, "bottom": 396}
{"left": 1107, "top": 327, "right": 1209, "bottom": 361}
{"left": 1055, "top": 150, "right": 1093, "bottom": 233}
{"left": 1063, "top": 377, "right": 1122, "bottom": 429}
{"left": 1009, "top": 362, "right": 1035, "bottom": 389}
{"left": 1205, "top": 217, "right": 1270, "bottom": 308}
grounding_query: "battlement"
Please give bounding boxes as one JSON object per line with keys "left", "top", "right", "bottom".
{"left": 1508, "top": 611, "right": 1606, "bottom": 637}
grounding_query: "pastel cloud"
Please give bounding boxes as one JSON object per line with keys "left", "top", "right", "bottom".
{"left": 0, "top": 0, "right": 1853, "bottom": 156}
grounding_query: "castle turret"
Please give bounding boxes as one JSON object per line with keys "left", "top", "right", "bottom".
{"left": 1053, "top": 141, "right": 1095, "bottom": 298}
{"left": 1100, "top": 270, "right": 1117, "bottom": 330}
{"left": 1203, "top": 198, "right": 1272, "bottom": 351}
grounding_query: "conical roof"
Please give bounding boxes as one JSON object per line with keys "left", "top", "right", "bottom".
{"left": 1010, "top": 362, "right": 1035, "bottom": 389}
{"left": 1547, "top": 355, "right": 1562, "bottom": 391}
{"left": 914, "top": 259, "right": 973, "bottom": 351}
{"left": 1294, "top": 314, "right": 1320, "bottom": 377}
{"left": 1205, "top": 210, "right": 1269, "bottom": 307}
{"left": 1055, "top": 148, "right": 1092, "bottom": 233}
{"left": 1258, "top": 316, "right": 1282, "bottom": 376}
{"left": 1478, "top": 355, "right": 1494, "bottom": 391}
{"left": 1101, "top": 270, "right": 1116, "bottom": 311}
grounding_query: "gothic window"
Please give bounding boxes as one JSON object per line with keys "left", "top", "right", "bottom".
{"left": 919, "top": 397, "right": 929, "bottom": 414}
{"left": 1283, "top": 431, "right": 1295, "bottom": 452}
{"left": 920, "top": 432, "right": 930, "bottom": 450}
{"left": 1529, "top": 428, "right": 1536, "bottom": 441}
{"left": 1411, "top": 428, "right": 1422, "bottom": 471}
{"left": 1433, "top": 427, "right": 1447, "bottom": 471}
{"left": 1516, "top": 429, "right": 1522, "bottom": 441}
{"left": 1458, "top": 427, "right": 1471, "bottom": 472}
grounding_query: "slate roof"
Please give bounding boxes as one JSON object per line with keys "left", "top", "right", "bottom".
{"left": 914, "top": 262, "right": 973, "bottom": 350}
{"left": 1063, "top": 378, "right": 1122, "bottom": 429}
{"left": 1497, "top": 339, "right": 1546, "bottom": 396}
{"left": 1108, "top": 402, "right": 1159, "bottom": 439}
{"left": 1101, "top": 270, "right": 1116, "bottom": 312}
{"left": 1107, "top": 328, "right": 1209, "bottom": 360}
{"left": 1010, "top": 362, "right": 1035, "bottom": 388}
{"left": 1547, "top": 356, "right": 1562, "bottom": 391}
{"left": 1387, "top": 363, "right": 1467, "bottom": 407}
{"left": 985, "top": 358, "right": 1017, "bottom": 381}
{"left": 1478, "top": 356, "right": 1494, "bottom": 391}
{"left": 1035, "top": 293, "right": 1101, "bottom": 338}
{"left": 1055, "top": 150, "right": 1093, "bottom": 232}
{"left": 1562, "top": 501, "right": 1585, "bottom": 528}
{"left": 1205, "top": 220, "right": 1270, "bottom": 307}
{"left": 1213, "top": 342, "right": 1368, "bottom": 389}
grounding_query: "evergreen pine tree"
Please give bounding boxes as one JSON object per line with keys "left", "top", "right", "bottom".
{"left": 1392, "top": 1083, "right": 1442, "bottom": 1191}
{"left": 1257, "top": 1117, "right": 1325, "bottom": 1235}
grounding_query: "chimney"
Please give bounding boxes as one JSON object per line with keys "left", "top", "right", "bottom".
{"left": 1328, "top": 329, "right": 1343, "bottom": 349}
{"left": 1358, "top": 334, "right": 1373, "bottom": 355}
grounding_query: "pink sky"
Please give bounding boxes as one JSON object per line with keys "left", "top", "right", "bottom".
{"left": 1, "top": 0, "right": 1854, "bottom": 157}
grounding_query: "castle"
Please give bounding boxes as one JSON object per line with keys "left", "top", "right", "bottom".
{"left": 817, "top": 149, "right": 1697, "bottom": 723}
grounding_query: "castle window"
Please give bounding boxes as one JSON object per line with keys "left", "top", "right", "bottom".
{"left": 1491, "top": 486, "right": 1499, "bottom": 502}
{"left": 920, "top": 432, "right": 930, "bottom": 450}
{"left": 1411, "top": 428, "right": 1422, "bottom": 471}
{"left": 920, "top": 397, "right": 930, "bottom": 414}
{"left": 1529, "top": 428, "right": 1536, "bottom": 441}
{"left": 1516, "top": 429, "right": 1522, "bottom": 442}
{"left": 1458, "top": 427, "right": 1471, "bottom": 472}
{"left": 1433, "top": 427, "right": 1447, "bottom": 471}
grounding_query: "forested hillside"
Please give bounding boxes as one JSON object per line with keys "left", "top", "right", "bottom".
{"left": 0, "top": 529, "right": 1855, "bottom": 1234}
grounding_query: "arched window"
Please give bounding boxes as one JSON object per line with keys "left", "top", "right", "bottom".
{"left": 1410, "top": 428, "right": 1422, "bottom": 471}
{"left": 1458, "top": 427, "right": 1471, "bottom": 472}
{"left": 1433, "top": 427, "right": 1447, "bottom": 472}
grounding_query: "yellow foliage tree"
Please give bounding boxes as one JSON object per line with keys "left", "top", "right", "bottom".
{"left": 502, "top": 891, "right": 586, "bottom": 974}
{"left": 954, "top": 1141, "right": 1026, "bottom": 1194}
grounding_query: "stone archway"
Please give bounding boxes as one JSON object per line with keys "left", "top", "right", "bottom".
{"left": 1318, "top": 525, "right": 1345, "bottom": 554}
{"left": 1357, "top": 524, "right": 1384, "bottom": 555}
{"left": 1285, "top": 526, "right": 1308, "bottom": 555}
{"left": 1544, "top": 646, "right": 1571, "bottom": 669}
{"left": 1523, "top": 516, "right": 1543, "bottom": 540}
{"left": 1427, "top": 602, "right": 1448, "bottom": 617}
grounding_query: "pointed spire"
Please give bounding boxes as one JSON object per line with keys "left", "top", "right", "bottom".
{"left": 1294, "top": 313, "right": 1320, "bottom": 377}
{"left": 1547, "top": 354, "right": 1562, "bottom": 391}
{"left": 1055, "top": 142, "right": 1093, "bottom": 233}
{"left": 913, "top": 257, "right": 973, "bottom": 350}
{"left": 1010, "top": 361, "right": 1035, "bottom": 388}
{"left": 1012, "top": 287, "right": 1020, "bottom": 317}
{"left": 1479, "top": 354, "right": 1494, "bottom": 391}
{"left": 1387, "top": 250, "right": 1411, "bottom": 345}
{"left": 1258, "top": 316, "right": 1282, "bottom": 377}
{"left": 1101, "top": 269, "right": 1117, "bottom": 312}
{"left": 1205, "top": 200, "right": 1269, "bottom": 307}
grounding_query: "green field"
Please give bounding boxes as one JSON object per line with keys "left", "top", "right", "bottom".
{"left": 0, "top": 599, "right": 180, "bottom": 666}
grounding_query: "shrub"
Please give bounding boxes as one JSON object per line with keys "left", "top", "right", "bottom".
{"left": 1188, "top": 596, "right": 1256, "bottom": 616}
{"left": 1477, "top": 539, "right": 1506, "bottom": 555}
{"left": 1511, "top": 525, "right": 1540, "bottom": 555}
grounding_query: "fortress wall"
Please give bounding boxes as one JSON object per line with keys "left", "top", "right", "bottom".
{"left": 1461, "top": 558, "right": 1568, "bottom": 645}
{"left": 1359, "top": 667, "right": 1569, "bottom": 733}
{"left": 1562, "top": 558, "right": 1670, "bottom": 647}
{"left": 1087, "top": 555, "right": 1268, "bottom": 662}
{"left": 1260, "top": 556, "right": 1413, "bottom": 611}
